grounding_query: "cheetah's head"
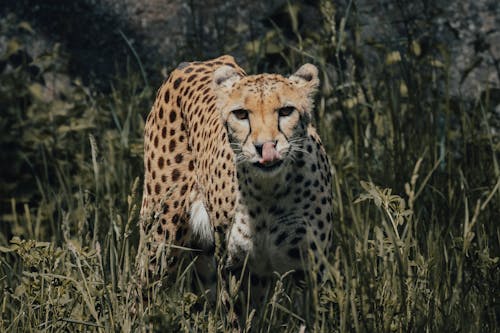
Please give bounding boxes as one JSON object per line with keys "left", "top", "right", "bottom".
{"left": 213, "top": 64, "right": 319, "bottom": 176}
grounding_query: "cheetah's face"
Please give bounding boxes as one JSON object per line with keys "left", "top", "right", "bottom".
{"left": 213, "top": 64, "right": 319, "bottom": 176}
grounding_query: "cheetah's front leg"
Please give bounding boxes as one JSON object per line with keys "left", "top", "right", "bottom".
{"left": 226, "top": 210, "right": 254, "bottom": 271}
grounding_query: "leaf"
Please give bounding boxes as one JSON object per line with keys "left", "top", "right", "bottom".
{"left": 0, "top": 245, "right": 15, "bottom": 253}
{"left": 6, "top": 39, "right": 22, "bottom": 57}
{"left": 18, "top": 21, "right": 34, "bottom": 34}
{"left": 411, "top": 40, "right": 421, "bottom": 56}
{"left": 28, "top": 83, "right": 47, "bottom": 101}
{"left": 385, "top": 51, "right": 401, "bottom": 65}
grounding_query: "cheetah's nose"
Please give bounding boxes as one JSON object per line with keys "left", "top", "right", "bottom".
{"left": 256, "top": 141, "right": 281, "bottom": 164}
{"left": 254, "top": 143, "right": 264, "bottom": 157}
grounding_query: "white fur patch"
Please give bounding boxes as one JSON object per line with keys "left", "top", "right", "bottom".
{"left": 190, "top": 200, "right": 213, "bottom": 246}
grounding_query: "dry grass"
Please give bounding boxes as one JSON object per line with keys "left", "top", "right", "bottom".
{"left": 1, "top": 7, "right": 499, "bottom": 333}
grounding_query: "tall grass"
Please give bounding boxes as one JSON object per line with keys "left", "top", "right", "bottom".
{"left": 1, "top": 6, "right": 499, "bottom": 332}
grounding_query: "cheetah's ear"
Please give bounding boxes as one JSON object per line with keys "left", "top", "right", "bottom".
{"left": 213, "top": 65, "right": 241, "bottom": 90}
{"left": 289, "top": 63, "right": 319, "bottom": 93}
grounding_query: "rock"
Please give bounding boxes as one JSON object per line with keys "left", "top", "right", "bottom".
{"left": 2, "top": 0, "right": 498, "bottom": 100}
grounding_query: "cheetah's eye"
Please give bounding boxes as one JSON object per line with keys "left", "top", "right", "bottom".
{"left": 278, "top": 106, "right": 295, "bottom": 117}
{"left": 232, "top": 109, "right": 249, "bottom": 120}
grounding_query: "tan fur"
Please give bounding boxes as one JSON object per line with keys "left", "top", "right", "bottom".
{"left": 140, "top": 55, "right": 333, "bottom": 280}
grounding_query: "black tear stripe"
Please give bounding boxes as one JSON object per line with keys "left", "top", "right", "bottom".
{"left": 277, "top": 118, "right": 290, "bottom": 141}
{"left": 242, "top": 119, "right": 252, "bottom": 146}
{"left": 225, "top": 120, "right": 250, "bottom": 153}
{"left": 299, "top": 112, "right": 310, "bottom": 132}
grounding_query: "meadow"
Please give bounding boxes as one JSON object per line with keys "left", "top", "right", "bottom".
{"left": 0, "top": 5, "right": 499, "bottom": 332}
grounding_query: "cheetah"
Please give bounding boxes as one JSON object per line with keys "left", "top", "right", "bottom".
{"left": 139, "top": 55, "right": 333, "bottom": 294}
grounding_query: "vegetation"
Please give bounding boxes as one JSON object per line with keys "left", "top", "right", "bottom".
{"left": 1, "top": 2, "right": 499, "bottom": 332}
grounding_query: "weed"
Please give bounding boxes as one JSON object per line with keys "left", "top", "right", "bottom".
{"left": 1, "top": 6, "right": 499, "bottom": 332}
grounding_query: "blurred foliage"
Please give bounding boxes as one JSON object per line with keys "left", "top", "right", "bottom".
{"left": 0, "top": 2, "right": 499, "bottom": 332}
{"left": 0, "top": 14, "right": 148, "bottom": 243}
{"left": 245, "top": 0, "right": 499, "bottom": 220}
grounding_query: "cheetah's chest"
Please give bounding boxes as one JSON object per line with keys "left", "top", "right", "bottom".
{"left": 226, "top": 181, "right": 314, "bottom": 275}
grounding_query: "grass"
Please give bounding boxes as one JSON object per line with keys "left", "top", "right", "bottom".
{"left": 1, "top": 7, "right": 499, "bottom": 333}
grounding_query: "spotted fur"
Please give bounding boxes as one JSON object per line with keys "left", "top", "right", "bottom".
{"left": 140, "top": 55, "right": 333, "bottom": 286}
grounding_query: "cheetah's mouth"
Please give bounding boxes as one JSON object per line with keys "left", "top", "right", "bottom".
{"left": 252, "top": 160, "right": 284, "bottom": 172}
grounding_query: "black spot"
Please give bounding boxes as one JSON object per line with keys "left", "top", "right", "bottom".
{"left": 173, "top": 77, "right": 182, "bottom": 89}
{"left": 158, "top": 107, "right": 164, "bottom": 119}
{"left": 175, "top": 154, "right": 183, "bottom": 164}
{"left": 158, "top": 157, "right": 164, "bottom": 169}
{"left": 169, "top": 111, "right": 177, "bottom": 123}
{"left": 287, "top": 248, "right": 301, "bottom": 259}
{"left": 180, "top": 184, "right": 188, "bottom": 195}
{"left": 176, "top": 228, "right": 184, "bottom": 241}
{"left": 327, "top": 213, "right": 333, "bottom": 222}
{"left": 315, "top": 207, "right": 322, "bottom": 215}
{"left": 187, "top": 74, "right": 198, "bottom": 82}
{"left": 169, "top": 140, "right": 176, "bottom": 152}
{"left": 172, "top": 214, "right": 180, "bottom": 224}
{"left": 172, "top": 169, "right": 180, "bottom": 181}
{"left": 295, "top": 175, "right": 304, "bottom": 183}
{"left": 275, "top": 232, "right": 287, "bottom": 245}
{"left": 296, "top": 227, "right": 306, "bottom": 234}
